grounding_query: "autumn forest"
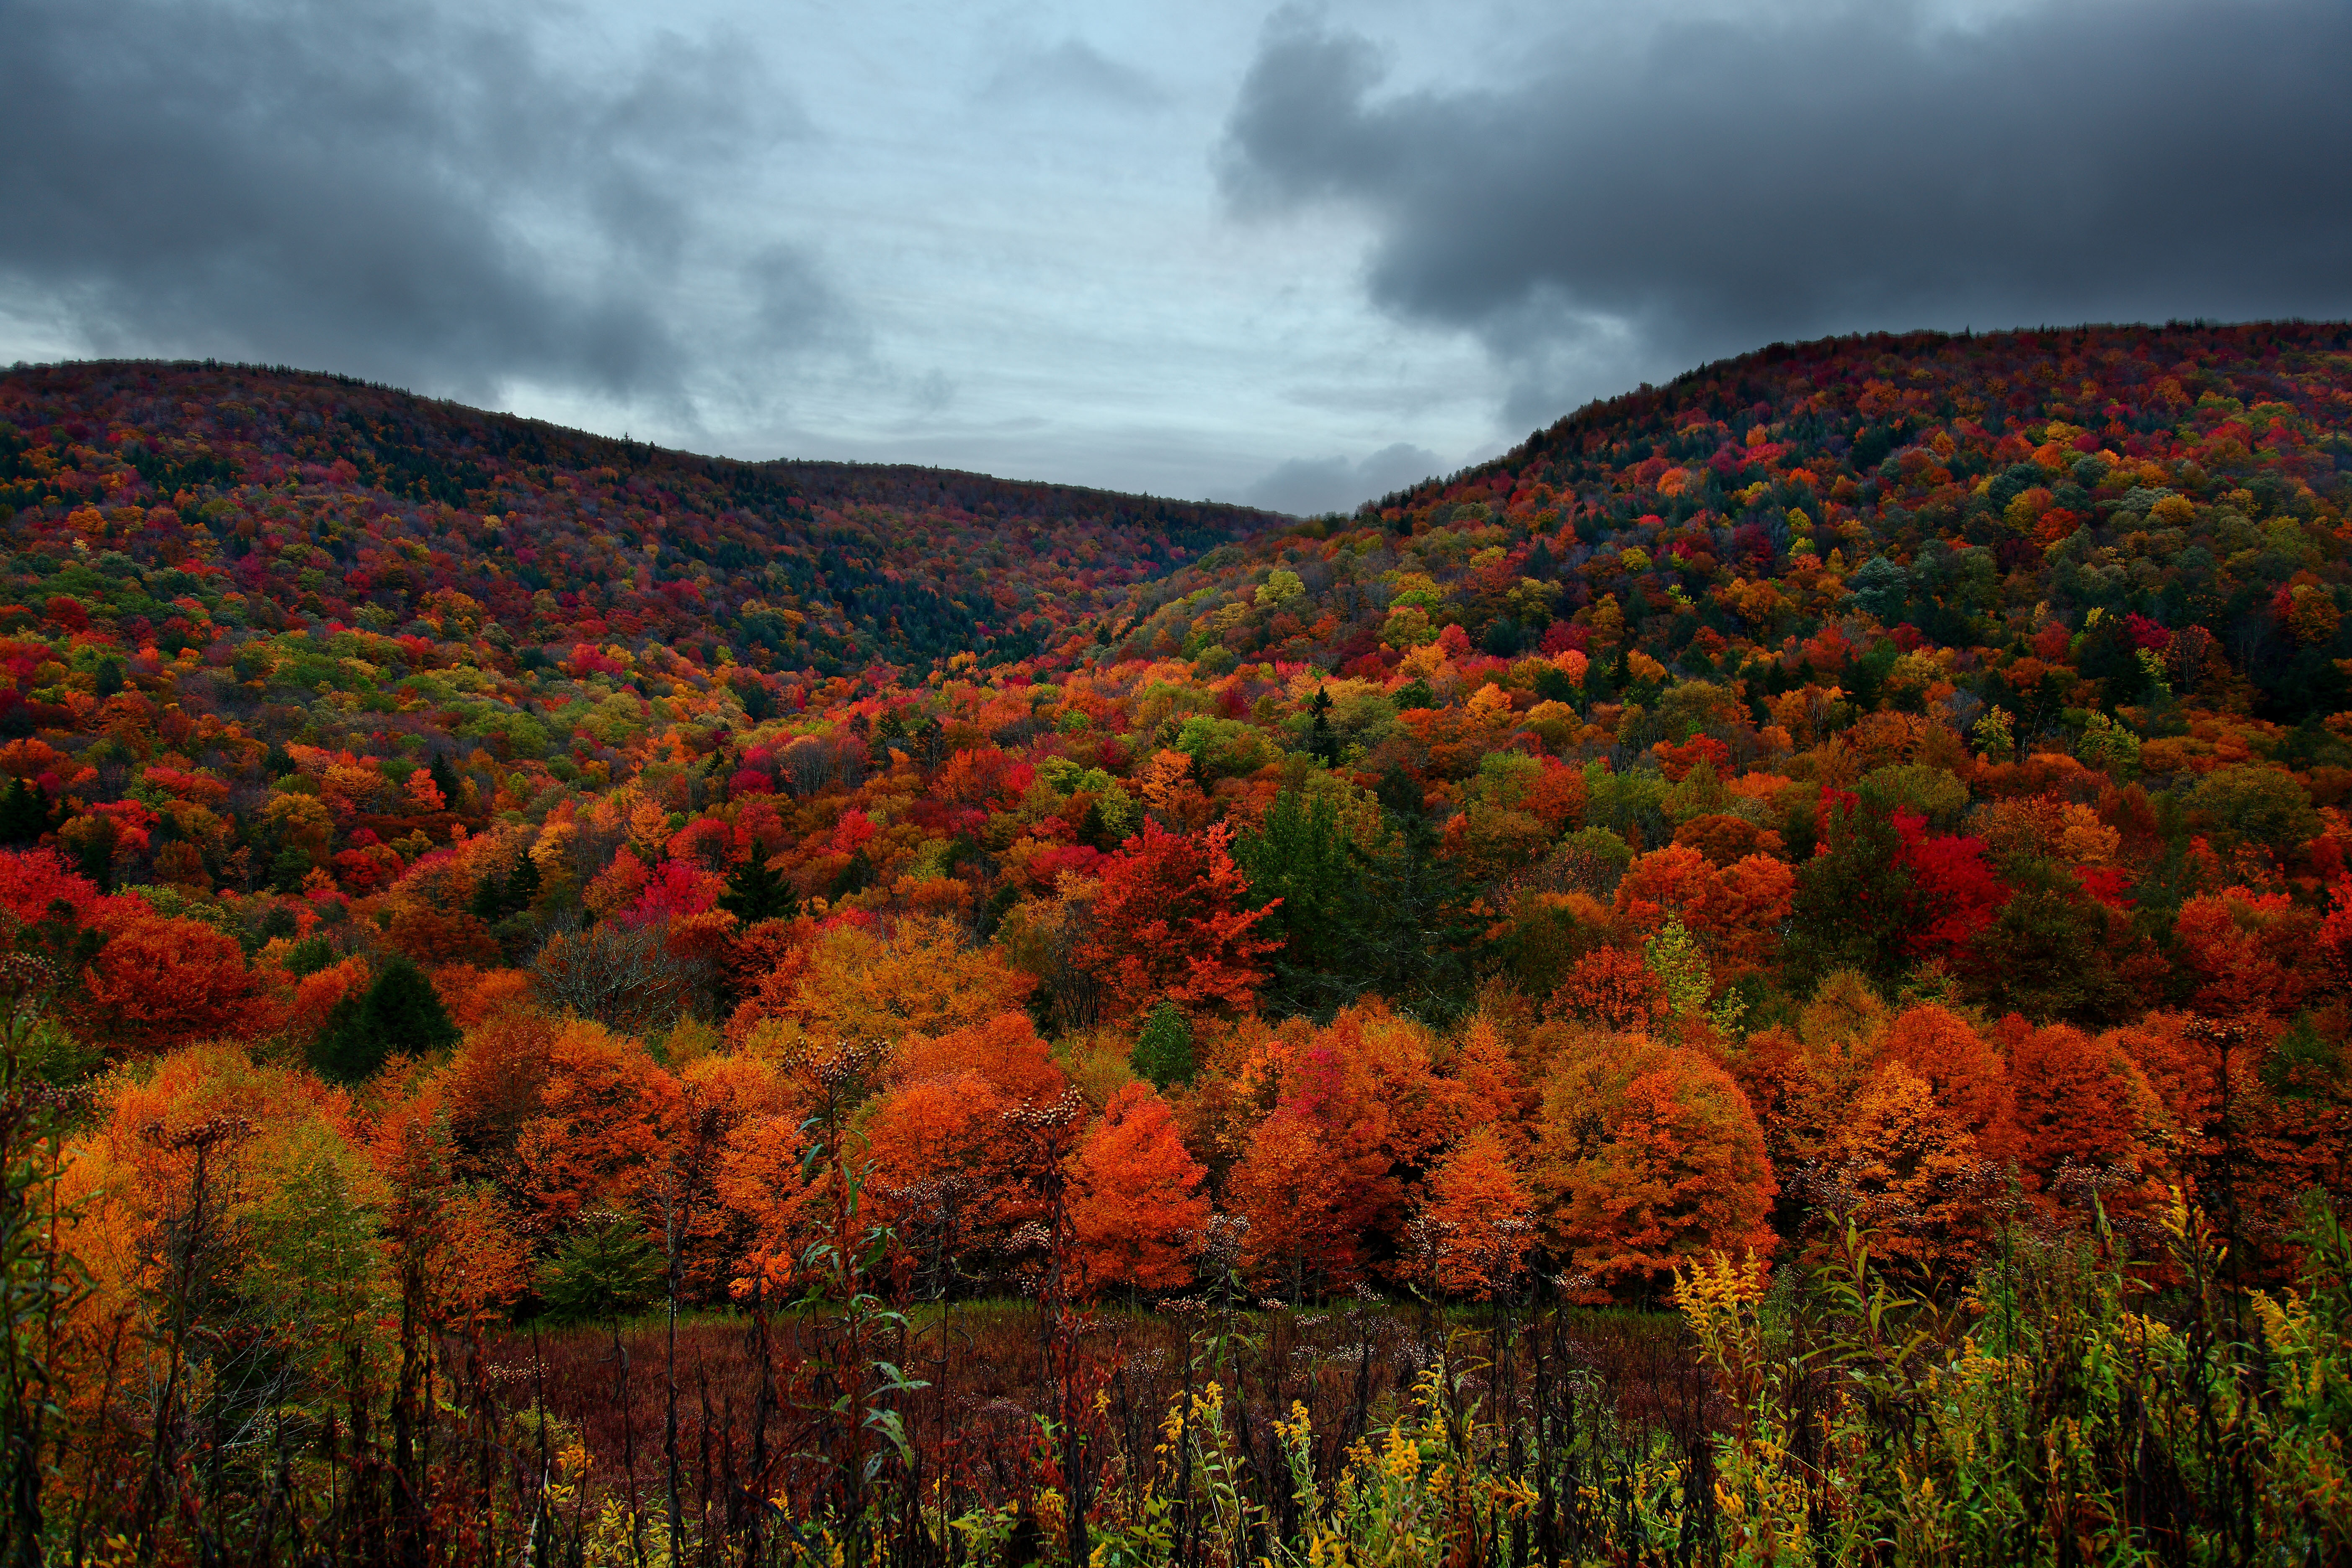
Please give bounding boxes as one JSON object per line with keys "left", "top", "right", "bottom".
{"left": 3, "top": 322, "right": 2351, "bottom": 1565}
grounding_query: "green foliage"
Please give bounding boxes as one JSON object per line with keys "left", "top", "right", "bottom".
{"left": 309, "top": 954, "right": 459, "bottom": 1083}
{"left": 1677, "top": 1198, "right": 2352, "bottom": 1566}
{"left": 1641, "top": 917, "right": 1712, "bottom": 1018}
{"left": 1582, "top": 763, "right": 1669, "bottom": 848}
{"left": 1963, "top": 857, "right": 2129, "bottom": 1024}
{"left": 1787, "top": 799, "right": 1913, "bottom": 989}
{"left": 535, "top": 1212, "right": 664, "bottom": 1324}
{"left": 1234, "top": 786, "right": 1369, "bottom": 1015}
{"left": 0, "top": 780, "right": 59, "bottom": 847}
{"left": 1859, "top": 763, "right": 1969, "bottom": 830}
{"left": 1173, "top": 715, "right": 1271, "bottom": 779}
{"left": 2182, "top": 763, "right": 2321, "bottom": 858}
{"left": 282, "top": 934, "right": 338, "bottom": 977}
{"left": 1129, "top": 1002, "right": 1195, "bottom": 1090}
{"left": 0, "top": 975, "right": 85, "bottom": 1559}
{"left": 2074, "top": 710, "right": 2141, "bottom": 774}
{"left": 716, "top": 853, "right": 792, "bottom": 923}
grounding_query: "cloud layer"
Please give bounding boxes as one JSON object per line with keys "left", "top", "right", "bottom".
{"left": 0, "top": 0, "right": 829, "bottom": 405}
{"left": 1222, "top": 0, "right": 2352, "bottom": 432}
{"left": 1248, "top": 441, "right": 1444, "bottom": 515}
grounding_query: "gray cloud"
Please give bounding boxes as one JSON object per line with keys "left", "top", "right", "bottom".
{"left": 0, "top": 0, "right": 834, "bottom": 402}
{"left": 1248, "top": 440, "right": 1443, "bottom": 515}
{"left": 1222, "top": 0, "right": 2352, "bottom": 433}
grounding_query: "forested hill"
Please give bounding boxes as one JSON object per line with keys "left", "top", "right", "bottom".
{"left": 13, "top": 325, "right": 2352, "bottom": 1563}
{"left": 1298, "top": 320, "right": 2352, "bottom": 725}
{"left": 0, "top": 359, "right": 1287, "bottom": 674}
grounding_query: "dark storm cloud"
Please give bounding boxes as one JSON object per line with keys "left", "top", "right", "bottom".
{"left": 1222, "top": 0, "right": 2352, "bottom": 430}
{"left": 0, "top": 0, "right": 832, "bottom": 399}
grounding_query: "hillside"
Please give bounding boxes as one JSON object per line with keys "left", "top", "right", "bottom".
{"left": 0, "top": 359, "right": 1285, "bottom": 677}
{"left": 5, "top": 323, "right": 2352, "bottom": 1559}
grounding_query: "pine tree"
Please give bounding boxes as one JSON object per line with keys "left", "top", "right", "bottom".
{"left": 310, "top": 955, "right": 459, "bottom": 1083}
{"left": 505, "top": 848, "right": 541, "bottom": 910}
{"left": 468, "top": 868, "right": 506, "bottom": 922}
{"left": 0, "top": 779, "right": 57, "bottom": 846}
{"left": 1307, "top": 685, "right": 1343, "bottom": 766}
{"left": 429, "top": 755, "right": 464, "bottom": 814}
{"left": 718, "top": 853, "right": 792, "bottom": 923}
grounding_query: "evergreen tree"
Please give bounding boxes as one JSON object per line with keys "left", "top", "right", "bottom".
{"left": 268, "top": 845, "right": 312, "bottom": 895}
{"left": 733, "top": 676, "right": 774, "bottom": 722}
{"left": 309, "top": 955, "right": 459, "bottom": 1083}
{"left": 536, "top": 1213, "right": 664, "bottom": 1323}
{"left": 429, "top": 755, "right": 464, "bottom": 812}
{"left": 1235, "top": 787, "right": 1363, "bottom": 1014}
{"left": 472, "top": 852, "right": 542, "bottom": 921}
{"left": 468, "top": 867, "right": 506, "bottom": 922}
{"left": 1306, "top": 685, "right": 1343, "bottom": 766}
{"left": 1786, "top": 797, "right": 1916, "bottom": 990}
{"left": 505, "top": 848, "right": 542, "bottom": 910}
{"left": 1130, "top": 1001, "right": 1196, "bottom": 1089}
{"left": 0, "top": 779, "right": 57, "bottom": 846}
{"left": 718, "top": 853, "right": 793, "bottom": 923}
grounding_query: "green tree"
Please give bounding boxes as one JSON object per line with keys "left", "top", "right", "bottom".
{"left": 1235, "top": 787, "right": 1362, "bottom": 1014}
{"left": 1130, "top": 1001, "right": 1196, "bottom": 1090}
{"left": 310, "top": 955, "right": 459, "bottom": 1083}
{"left": 718, "top": 853, "right": 793, "bottom": 924}
{"left": 2183, "top": 765, "right": 2321, "bottom": 861}
{"left": 1643, "top": 917, "right": 1713, "bottom": 1019}
{"left": 0, "top": 780, "right": 58, "bottom": 847}
{"left": 536, "top": 1212, "right": 663, "bottom": 1323}
{"left": 1964, "top": 859, "right": 2130, "bottom": 1024}
{"left": 1787, "top": 797, "right": 1916, "bottom": 990}
{"left": 1305, "top": 685, "right": 1343, "bottom": 766}
{"left": 428, "top": 755, "right": 464, "bottom": 813}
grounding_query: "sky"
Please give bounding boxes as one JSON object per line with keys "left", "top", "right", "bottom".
{"left": 5, "top": 0, "right": 2349, "bottom": 514}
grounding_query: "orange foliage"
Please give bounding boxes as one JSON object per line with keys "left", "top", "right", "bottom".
{"left": 1532, "top": 1035, "right": 1777, "bottom": 1300}
{"left": 1825, "top": 1060, "right": 1990, "bottom": 1272}
{"left": 1877, "top": 1004, "right": 2012, "bottom": 1142}
{"left": 888, "top": 1010, "right": 1067, "bottom": 1102}
{"left": 2002, "top": 1020, "right": 2160, "bottom": 1197}
{"left": 1550, "top": 946, "right": 1667, "bottom": 1030}
{"left": 728, "top": 912, "right": 1032, "bottom": 1055}
{"left": 1614, "top": 843, "right": 1797, "bottom": 972}
{"left": 1411, "top": 1129, "right": 1535, "bottom": 1299}
{"left": 1066, "top": 1081, "right": 1209, "bottom": 1296}
{"left": 2170, "top": 887, "right": 2315, "bottom": 1017}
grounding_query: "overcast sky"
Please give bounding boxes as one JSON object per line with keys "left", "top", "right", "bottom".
{"left": 5, "top": 0, "right": 2348, "bottom": 514}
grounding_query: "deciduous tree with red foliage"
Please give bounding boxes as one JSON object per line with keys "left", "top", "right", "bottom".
{"left": 1066, "top": 1081, "right": 1208, "bottom": 1297}
{"left": 79, "top": 908, "right": 262, "bottom": 1051}
{"left": 1075, "top": 819, "right": 1280, "bottom": 1022}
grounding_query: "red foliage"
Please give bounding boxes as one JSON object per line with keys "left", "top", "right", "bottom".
{"left": 1075, "top": 820, "right": 1280, "bottom": 1022}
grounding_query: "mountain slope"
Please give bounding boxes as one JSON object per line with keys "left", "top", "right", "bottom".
{"left": 0, "top": 359, "right": 1287, "bottom": 676}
